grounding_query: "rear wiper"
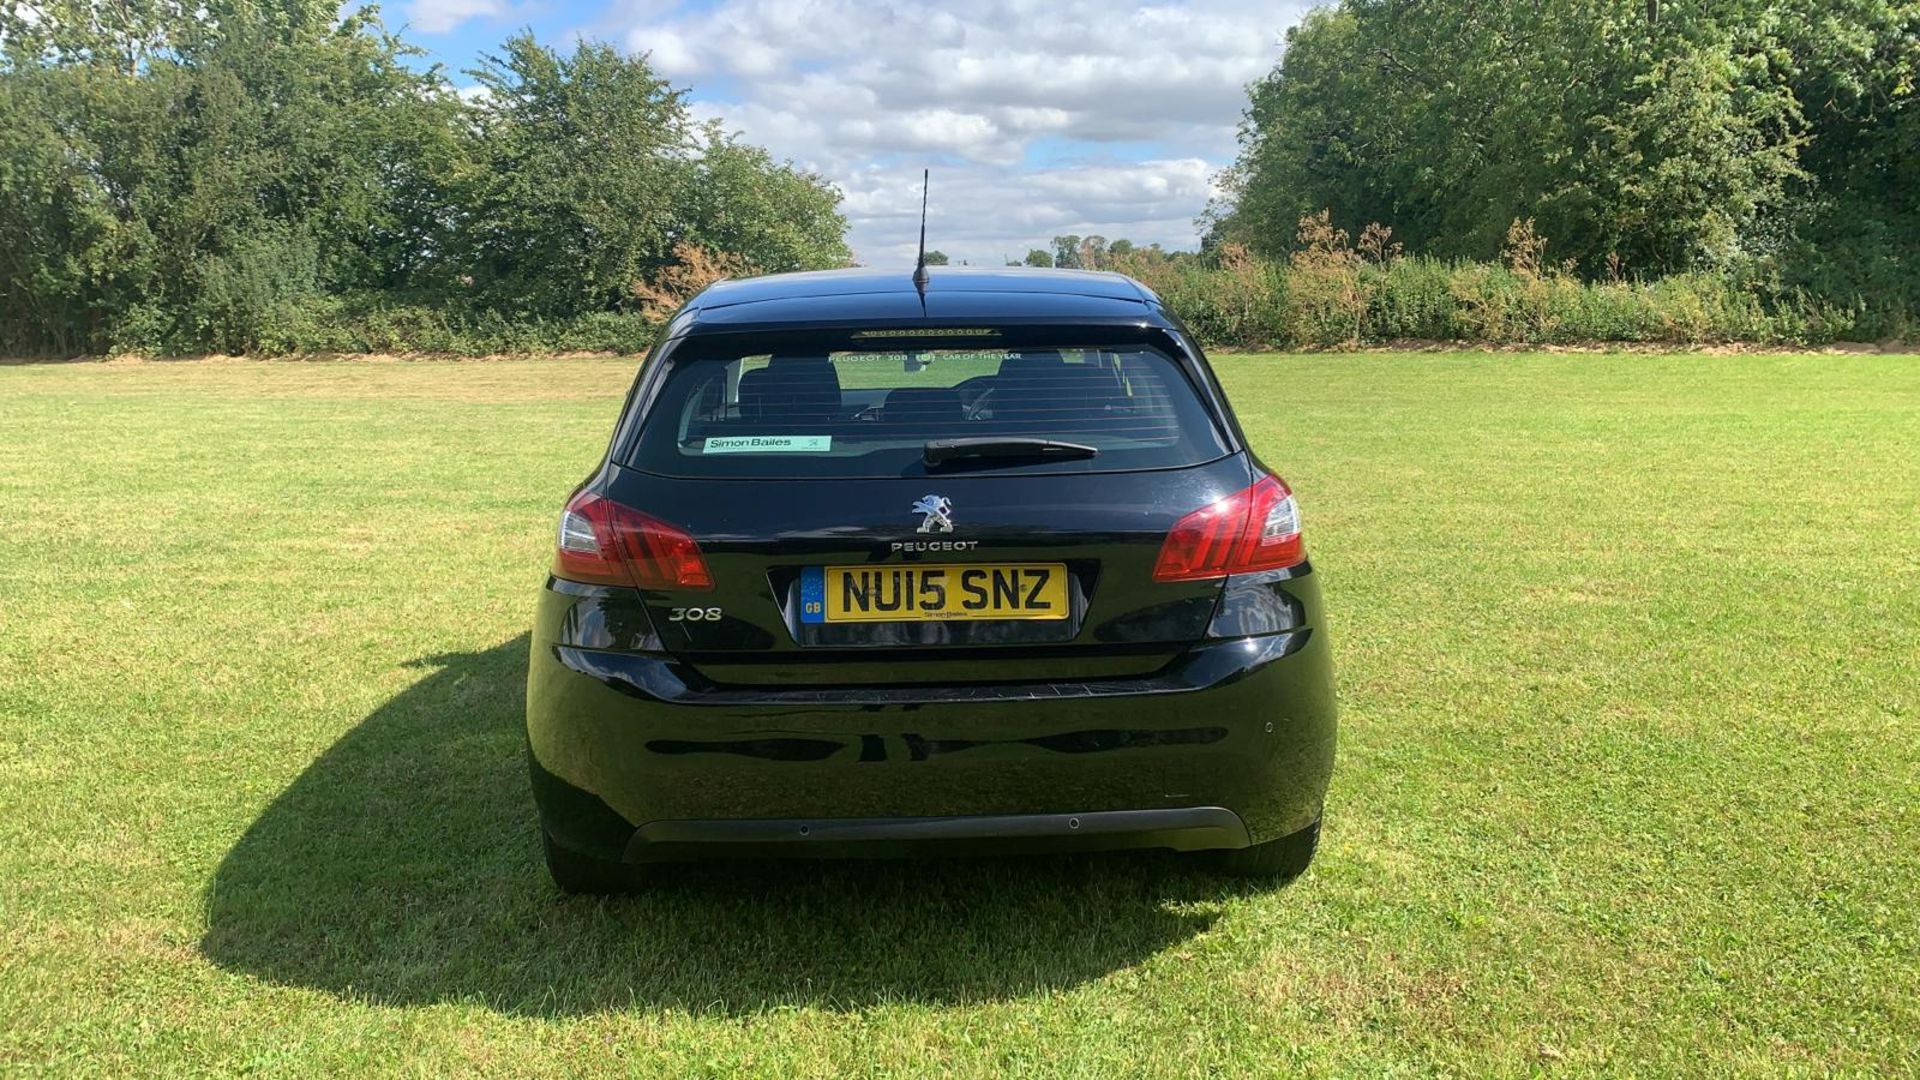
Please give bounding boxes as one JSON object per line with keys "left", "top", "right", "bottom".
{"left": 923, "top": 437, "right": 1100, "bottom": 468}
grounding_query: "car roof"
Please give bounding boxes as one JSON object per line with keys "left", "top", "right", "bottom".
{"left": 670, "top": 267, "right": 1171, "bottom": 335}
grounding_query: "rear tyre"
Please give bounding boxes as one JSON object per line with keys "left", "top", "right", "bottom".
{"left": 1209, "top": 818, "right": 1319, "bottom": 882}
{"left": 541, "top": 828, "right": 638, "bottom": 895}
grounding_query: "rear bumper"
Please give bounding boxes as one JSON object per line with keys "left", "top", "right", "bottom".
{"left": 527, "top": 597, "right": 1336, "bottom": 865}
{"left": 621, "top": 807, "right": 1251, "bottom": 862}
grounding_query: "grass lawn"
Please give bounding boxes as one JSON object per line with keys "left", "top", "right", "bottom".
{"left": 1, "top": 352, "right": 1916, "bottom": 1077}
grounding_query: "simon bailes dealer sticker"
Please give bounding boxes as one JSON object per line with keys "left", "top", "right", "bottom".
{"left": 702, "top": 435, "right": 834, "bottom": 454}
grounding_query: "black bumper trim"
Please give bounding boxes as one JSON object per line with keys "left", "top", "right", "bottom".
{"left": 556, "top": 629, "right": 1307, "bottom": 708}
{"left": 623, "top": 807, "right": 1251, "bottom": 861}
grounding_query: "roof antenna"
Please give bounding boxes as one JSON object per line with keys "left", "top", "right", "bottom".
{"left": 912, "top": 168, "right": 931, "bottom": 292}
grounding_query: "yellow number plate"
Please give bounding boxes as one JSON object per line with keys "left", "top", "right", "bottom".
{"left": 810, "top": 563, "right": 1069, "bottom": 623}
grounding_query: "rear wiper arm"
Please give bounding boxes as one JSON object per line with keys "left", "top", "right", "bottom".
{"left": 923, "top": 437, "right": 1100, "bottom": 468}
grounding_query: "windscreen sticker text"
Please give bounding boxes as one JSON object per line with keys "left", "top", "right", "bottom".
{"left": 702, "top": 435, "right": 833, "bottom": 454}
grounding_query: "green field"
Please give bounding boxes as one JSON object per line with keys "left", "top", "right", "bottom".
{"left": 2, "top": 354, "right": 1916, "bottom": 1077}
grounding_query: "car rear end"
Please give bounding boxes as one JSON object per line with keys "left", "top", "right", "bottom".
{"left": 526, "top": 274, "right": 1334, "bottom": 885}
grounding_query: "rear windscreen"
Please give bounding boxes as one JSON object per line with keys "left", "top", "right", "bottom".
{"left": 624, "top": 345, "right": 1232, "bottom": 478}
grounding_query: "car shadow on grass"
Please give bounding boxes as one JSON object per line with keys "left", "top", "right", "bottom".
{"left": 201, "top": 635, "right": 1266, "bottom": 1016}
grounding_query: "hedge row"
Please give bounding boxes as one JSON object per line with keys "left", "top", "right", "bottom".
{"left": 1124, "top": 252, "right": 1879, "bottom": 351}
{"left": 78, "top": 254, "right": 1900, "bottom": 358}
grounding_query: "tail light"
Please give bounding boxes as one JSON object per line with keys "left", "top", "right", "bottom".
{"left": 1153, "top": 474, "right": 1305, "bottom": 581}
{"left": 553, "top": 491, "right": 713, "bottom": 590}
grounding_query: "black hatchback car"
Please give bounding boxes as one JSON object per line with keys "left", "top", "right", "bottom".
{"left": 527, "top": 267, "right": 1335, "bottom": 891}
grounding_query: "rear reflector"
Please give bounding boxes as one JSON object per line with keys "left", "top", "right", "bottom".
{"left": 1153, "top": 475, "right": 1306, "bottom": 581}
{"left": 553, "top": 491, "right": 713, "bottom": 590}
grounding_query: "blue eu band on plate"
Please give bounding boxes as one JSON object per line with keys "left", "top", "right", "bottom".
{"left": 800, "top": 563, "right": 1068, "bottom": 623}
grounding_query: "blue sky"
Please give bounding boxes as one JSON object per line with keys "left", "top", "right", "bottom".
{"left": 392, "top": 0, "right": 1313, "bottom": 266}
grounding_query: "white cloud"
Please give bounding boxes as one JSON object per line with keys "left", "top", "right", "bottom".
{"left": 834, "top": 157, "right": 1221, "bottom": 267}
{"left": 618, "top": 0, "right": 1314, "bottom": 263}
{"left": 407, "top": 0, "right": 507, "bottom": 34}
{"left": 639, "top": 27, "right": 701, "bottom": 75}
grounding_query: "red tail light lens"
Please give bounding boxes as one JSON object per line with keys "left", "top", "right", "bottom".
{"left": 1153, "top": 475, "right": 1306, "bottom": 581}
{"left": 553, "top": 491, "right": 713, "bottom": 590}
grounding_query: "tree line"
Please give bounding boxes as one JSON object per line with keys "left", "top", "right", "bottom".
{"left": 0, "top": 0, "right": 849, "bottom": 355}
{"left": 1207, "top": 0, "right": 1920, "bottom": 338}
{"left": 6, "top": 0, "right": 1914, "bottom": 356}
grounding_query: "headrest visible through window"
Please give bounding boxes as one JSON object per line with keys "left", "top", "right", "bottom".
{"left": 738, "top": 356, "right": 842, "bottom": 423}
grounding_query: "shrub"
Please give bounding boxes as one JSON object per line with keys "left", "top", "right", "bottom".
{"left": 632, "top": 243, "right": 751, "bottom": 322}
{"left": 1364, "top": 256, "right": 1458, "bottom": 341}
{"left": 1285, "top": 211, "right": 1367, "bottom": 347}
{"left": 1113, "top": 244, "right": 1287, "bottom": 348}
{"left": 190, "top": 228, "right": 329, "bottom": 355}
{"left": 1137, "top": 212, "right": 1870, "bottom": 351}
